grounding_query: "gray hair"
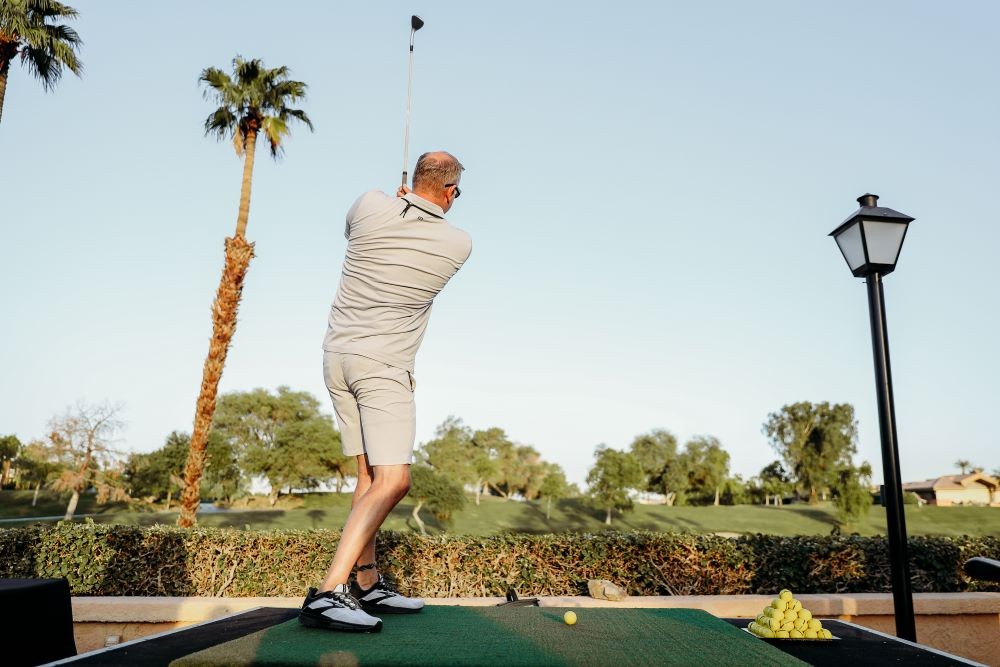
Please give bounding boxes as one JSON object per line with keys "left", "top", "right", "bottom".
{"left": 412, "top": 151, "right": 464, "bottom": 191}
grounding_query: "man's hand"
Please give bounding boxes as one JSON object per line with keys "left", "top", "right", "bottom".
{"left": 397, "top": 185, "right": 411, "bottom": 198}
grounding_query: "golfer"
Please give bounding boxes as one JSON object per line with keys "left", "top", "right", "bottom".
{"left": 299, "top": 151, "right": 472, "bottom": 633}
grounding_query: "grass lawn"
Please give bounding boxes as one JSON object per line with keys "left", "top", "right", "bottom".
{"left": 1, "top": 490, "right": 998, "bottom": 537}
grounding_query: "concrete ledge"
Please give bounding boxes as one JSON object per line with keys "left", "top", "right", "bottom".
{"left": 71, "top": 592, "right": 1000, "bottom": 622}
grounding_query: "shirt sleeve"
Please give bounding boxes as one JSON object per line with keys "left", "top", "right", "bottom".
{"left": 344, "top": 190, "right": 392, "bottom": 239}
{"left": 344, "top": 193, "right": 366, "bottom": 239}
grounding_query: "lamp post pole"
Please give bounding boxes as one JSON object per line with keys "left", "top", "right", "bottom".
{"left": 865, "top": 270, "right": 916, "bottom": 642}
{"left": 830, "top": 193, "right": 917, "bottom": 641}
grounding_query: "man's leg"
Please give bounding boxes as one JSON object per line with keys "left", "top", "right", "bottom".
{"left": 351, "top": 454, "right": 381, "bottom": 589}
{"left": 320, "top": 462, "right": 410, "bottom": 592}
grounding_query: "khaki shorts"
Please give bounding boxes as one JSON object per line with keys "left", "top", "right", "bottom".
{"left": 323, "top": 351, "right": 416, "bottom": 466}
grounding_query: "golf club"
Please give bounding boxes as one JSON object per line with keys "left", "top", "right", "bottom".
{"left": 402, "top": 15, "right": 425, "bottom": 188}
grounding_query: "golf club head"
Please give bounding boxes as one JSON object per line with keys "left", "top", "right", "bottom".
{"left": 411, "top": 15, "right": 424, "bottom": 31}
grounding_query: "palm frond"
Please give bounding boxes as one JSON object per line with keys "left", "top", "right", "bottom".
{"left": 281, "top": 107, "right": 314, "bottom": 132}
{"left": 5, "top": 0, "right": 84, "bottom": 87}
{"left": 232, "top": 125, "right": 245, "bottom": 157}
{"left": 27, "top": 0, "right": 80, "bottom": 20}
{"left": 20, "top": 46, "right": 60, "bottom": 89}
{"left": 260, "top": 115, "right": 288, "bottom": 157}
{"left": 203, "top": 106, "right": 237, "bottom": 140}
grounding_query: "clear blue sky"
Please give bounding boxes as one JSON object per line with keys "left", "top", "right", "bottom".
{"left": 2, "top": 1, "right": 998, "bottom": 490}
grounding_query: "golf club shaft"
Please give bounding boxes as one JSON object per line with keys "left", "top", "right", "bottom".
{"left": 402, "top": 29, "right": 416, "bottom": 187}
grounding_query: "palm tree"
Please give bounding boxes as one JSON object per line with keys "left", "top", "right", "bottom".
{"left": 955, "top": 460, "right": 972, "bottom": 475}
{"left": 0, "top": 0, "right": 83, "bottom": 124}
{"left": 178, "top": 57, "right": 312, "bottom": 527}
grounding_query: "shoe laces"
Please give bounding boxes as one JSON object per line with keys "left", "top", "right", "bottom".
{"left": 359, "top": 574, "right": 399, "bottom": 597}
{"left": 373, "top": 575, "right": 400, "bottom": 597}
{"left": 328, "top": 588, "right": 361, "bottom": 610}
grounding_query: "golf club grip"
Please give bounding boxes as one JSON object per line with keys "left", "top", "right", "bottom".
{"left": 401, "top": 171, "right": 408, "bottom": 187}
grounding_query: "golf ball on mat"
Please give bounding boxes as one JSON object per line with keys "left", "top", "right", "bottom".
{"left": 564, "top": 611, "right": 577, "bottom": 625}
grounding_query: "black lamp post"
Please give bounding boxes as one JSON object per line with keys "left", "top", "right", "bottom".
{"left": 829, "top": 193, "right": 916, "bottom": 641}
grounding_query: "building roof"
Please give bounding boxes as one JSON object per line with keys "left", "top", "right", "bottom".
{"left": 903, "top": 472, "right": 999, "bottom": 493}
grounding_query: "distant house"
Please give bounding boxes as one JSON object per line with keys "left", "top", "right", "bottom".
{"left": 903, "top": 471, "right": 999, "bottom": 506}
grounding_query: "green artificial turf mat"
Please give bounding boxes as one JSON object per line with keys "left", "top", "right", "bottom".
{"left": 170, "top": 607, "right": 808, "bottom": 667}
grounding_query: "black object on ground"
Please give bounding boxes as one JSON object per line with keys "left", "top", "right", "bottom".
{"left": 496, "top": 586, "right": 540, "bottom": 607}
{"left": 963, "top": 556, "right": 1000, "bottom": 582}
{"left": 0, "top": 578, "right": 77, "bottom": 666}
{"left": 62, "top": 607, "right": 296, "bottom": 666}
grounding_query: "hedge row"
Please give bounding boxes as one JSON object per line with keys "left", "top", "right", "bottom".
{"left": 1, "top": 523, "right": 997, "bottom": 597}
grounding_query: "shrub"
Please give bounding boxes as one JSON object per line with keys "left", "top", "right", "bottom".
{"left": 1, "top": 523, "right": 996, "bottom": 597}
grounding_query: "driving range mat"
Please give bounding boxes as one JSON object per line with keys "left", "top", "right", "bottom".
{"left": 169, "top": 606, "right": 808, "bottom": 666}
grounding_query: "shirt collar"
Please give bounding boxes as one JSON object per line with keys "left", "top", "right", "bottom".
{"left": 402, "top": 192, "right": 445, "bottom": 218}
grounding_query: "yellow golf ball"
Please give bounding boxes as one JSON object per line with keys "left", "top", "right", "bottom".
{"left": 563, "top": 611, "right": 577, "bottom": 626}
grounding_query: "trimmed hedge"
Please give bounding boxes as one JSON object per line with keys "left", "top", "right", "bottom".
{"left": 1, "top": 523, "right": 997, "bottom": 597}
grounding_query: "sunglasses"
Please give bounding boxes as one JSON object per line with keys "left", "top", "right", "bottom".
{"left": 446, "top": 183, "right": 462, "bottom": 199}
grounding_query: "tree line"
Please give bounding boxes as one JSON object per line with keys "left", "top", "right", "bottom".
{"left": 3, "top": 392, "right": 907, "bottom": 530}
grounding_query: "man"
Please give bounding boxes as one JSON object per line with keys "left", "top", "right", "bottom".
{"left": 299, "top": 151, "right": 472, "bottom": 633}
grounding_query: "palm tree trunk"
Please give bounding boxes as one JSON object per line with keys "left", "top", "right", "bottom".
{"left": 605, "top": 507, "right": 612, "bottom": 525}
{"left": 234, "top": 129, "right": 257, "bottom": 238}
{"left": 32, "top": 481, "right": 41, "bottom": 507}
{"left": 714, "top": 486, "right": 720, "bottom": 506}
{"left": 177, "top": 234, "right": 255, "bottom": 527}
{"left": 0, "top": 60, "right": 10, "bottom": 125}
{"left": 177, "top": 129, "right": 260, "bottom": 528}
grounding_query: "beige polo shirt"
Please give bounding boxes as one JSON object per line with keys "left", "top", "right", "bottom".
{"left": 323, "top": 190, "right": 472, "bottom": 373}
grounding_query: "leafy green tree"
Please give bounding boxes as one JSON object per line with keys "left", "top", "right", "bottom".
{"left": 124, "top": 432, "right": 188, "bottom": 508}
{"left": 719, "top": 475, "right": 750, "bottom": 505}
{"left": 470, "top": 427, "right": 517, "bottom": 500}
{"left": 0, "top": 433, "right": 21, "bottom": 487}
{"left": 47, "top": 402, "right": 128, "bottom": 520}
{"left": 210, "top": 387, "right": 346, "bottom": 505}
{"left": 420, "top": 417, "right": 476, "bottom": 487}
{"left": 628, "top": 429, "right": 683, "bottom": 502}
{"left": 758, "top": 460, "right": 792, "bottom": 506}
{"left": 469, "top": 443, "right": 499, "bottom": 506}
{"left": 245, "top": 415, "right": 343, "bottom": 504}
{"left": 14, "top": 439, "right": 61, "bottom": 505}
{"left": 832, "top": 461, "right": 873, "bottom": 528}
{"left": 681, "top": 436, "right": 730, "bottom": 506}
{"left": 179, "top": 58, "right": 313, "bottom": 527}
{"left": 125, "top": 430, "right": 242, "bottom": 507}
{"left": 0, "top": 0, "right": 83, "bottom": 124}
{"left": 763, "top": 402, "right": 858, "bottom": 504}
{"left": 587, "top": 445, "right": 643, "bottom": 525}
{"left": 506, "top": 444, "right": 547, "bottom": 500}
{"left": 538, "top": 462, "right": 570, "bottom": 519}
{"left": 408, "top": 463, "right": 466, "bottom": 535}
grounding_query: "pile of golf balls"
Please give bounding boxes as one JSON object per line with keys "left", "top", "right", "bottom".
{"left": 747, "top": 590, "right": 833, "bottom": 639}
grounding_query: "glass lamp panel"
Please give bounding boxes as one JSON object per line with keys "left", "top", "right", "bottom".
{"left": 835, "top": 221, "right": 866, "bottom": 271}
{"left": 862, "top": 220, "right": 907, "bottom": 266}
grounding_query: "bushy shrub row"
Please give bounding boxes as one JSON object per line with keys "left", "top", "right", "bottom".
{"left": 1, "top": 523, "right": 996, "bottom": 597}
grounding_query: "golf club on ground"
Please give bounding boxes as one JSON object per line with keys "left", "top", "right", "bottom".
{"left": 402, "top": 15, "right": 424, "bottom": 188}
